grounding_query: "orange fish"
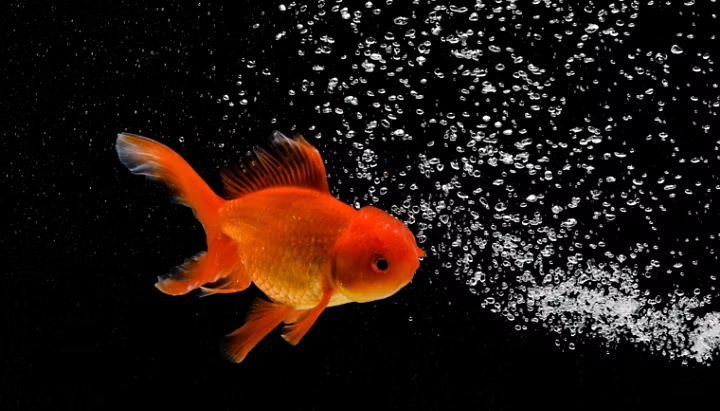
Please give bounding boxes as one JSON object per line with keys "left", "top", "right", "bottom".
{"left": 116, "top": 131, "right": 425, "bottom": 362}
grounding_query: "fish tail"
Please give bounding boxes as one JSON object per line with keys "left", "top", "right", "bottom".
{"left": 116, "top": 133, "right": 224, "bottom": 233}
{"left": 117, "top": 133, "right": 250, "bottom": 295}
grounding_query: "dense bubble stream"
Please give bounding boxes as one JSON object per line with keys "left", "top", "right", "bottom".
{"left": 216, "top": 0, "right": 720, "bottom": 365}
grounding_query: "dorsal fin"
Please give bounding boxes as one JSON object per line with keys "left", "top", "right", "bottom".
{"left": 221, "top": 131, "right": 329, "bottom": 199}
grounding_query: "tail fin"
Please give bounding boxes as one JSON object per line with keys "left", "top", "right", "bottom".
{"left": 116, "top": 133, "right": 223, "bottom": 233}
{"left": 116, "top": 133, "right": 249, "bottom": 295}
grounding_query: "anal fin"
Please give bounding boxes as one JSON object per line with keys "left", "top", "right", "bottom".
{"left": 155, "top": 252, "right": 207, "bottom": 296}
{"left": 199, "top": 264, "right": 251, "bottom": 297}
{"left": 156, "top": 233, "right": 246, "bottom": 296}
{"left": 224, "top": 298, "right": 292, "bottom": 363}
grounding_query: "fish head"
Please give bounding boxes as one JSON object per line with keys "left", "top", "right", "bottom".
{"left": 332, "top": 206, "right": 425, "bottom": 303}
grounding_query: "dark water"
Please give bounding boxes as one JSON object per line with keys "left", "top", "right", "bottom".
{"left": 4, "top": 1, "right": 720, "bottom": 409}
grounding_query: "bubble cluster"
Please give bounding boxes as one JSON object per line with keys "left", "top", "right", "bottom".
{"left": 219, "top": 1, "right": 720, "bottom": 365}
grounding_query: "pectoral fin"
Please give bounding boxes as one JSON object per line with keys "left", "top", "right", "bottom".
{"left": 281, "top": 291, "right": 332, "bottom": 346}
{"left": 224, "top": 298, "right": 292, "bottom": 363}
{"left": 283, "top": 309, "right": 311, "bottom": 325}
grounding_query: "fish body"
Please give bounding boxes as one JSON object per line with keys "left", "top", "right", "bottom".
{"left": 116, "top": 131, "right": 424, "bottom": 362}
{"left": 220, "top": 186, "right": 356, "bottom": 309}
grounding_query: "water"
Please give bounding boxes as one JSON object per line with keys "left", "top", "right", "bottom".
{"left": 6, "top": 0, "right": 720, "bottom": 408}
{"left": 216, "top": 0, "right": 720, "bottom": 366}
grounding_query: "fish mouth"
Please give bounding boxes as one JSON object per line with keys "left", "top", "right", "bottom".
{"left": 399, "top": 226, "right": 425, "bottom": 260}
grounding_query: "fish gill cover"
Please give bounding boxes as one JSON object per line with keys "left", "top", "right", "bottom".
{"left": 205, "top": 0, "right": 719, "bottom": 366}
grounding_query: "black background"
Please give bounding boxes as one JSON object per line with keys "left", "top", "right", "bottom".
{"left": 4, "top": 1, "right": 720, "bottom": 410}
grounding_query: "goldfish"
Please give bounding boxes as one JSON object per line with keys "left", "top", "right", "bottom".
{"left": 116, "top": 131, "right": 425, "bottom": 362}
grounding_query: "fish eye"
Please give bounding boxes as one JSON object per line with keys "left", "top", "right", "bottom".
{"left": 374, "top": 258, "right": 389, "bottom": 271}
